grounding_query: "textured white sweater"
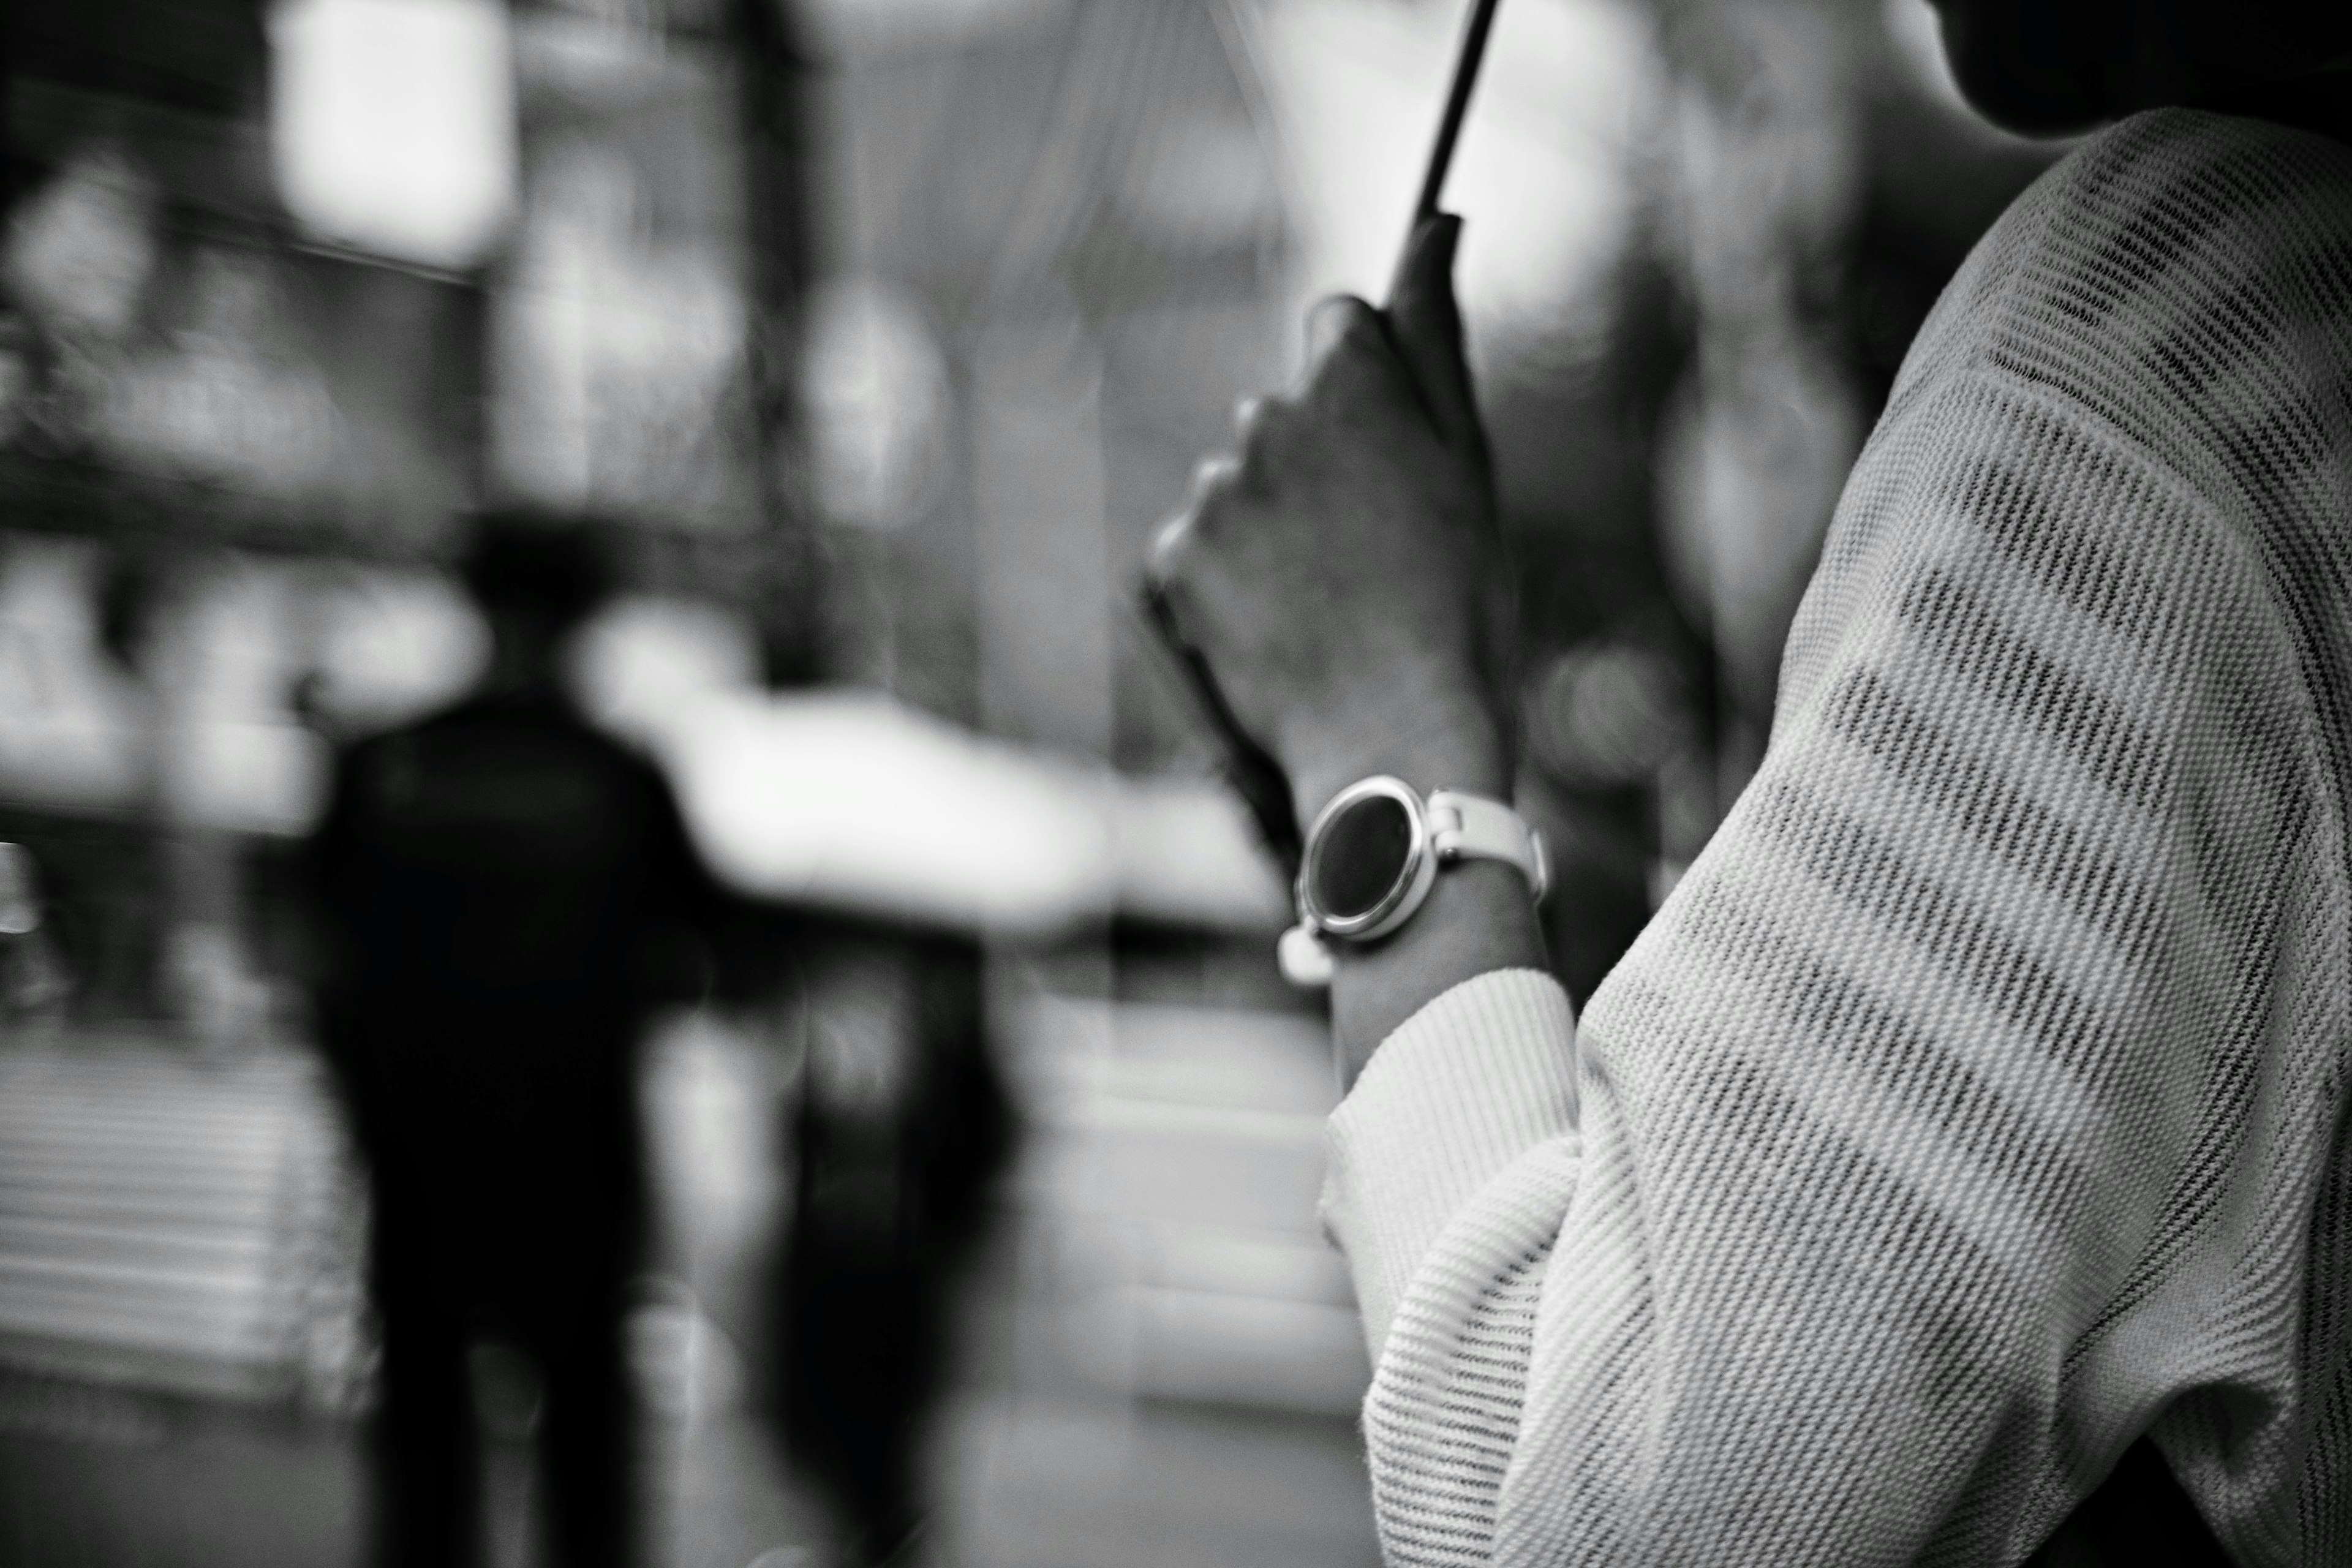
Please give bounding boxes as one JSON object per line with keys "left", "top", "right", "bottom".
{"left": 1320, "top": 109, "right": 2352, "bottom": 1567}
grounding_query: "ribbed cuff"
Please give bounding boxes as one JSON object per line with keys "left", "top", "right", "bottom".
{"left": 1320, "top": 967, "right": 1577, "bottom": 1353}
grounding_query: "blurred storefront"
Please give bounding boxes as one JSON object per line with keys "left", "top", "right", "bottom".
{"left": 0, "top": 0, "right": 816, "bottom": 1033}
{"left": 0, "top": 4, "right": 827, "bottom": 1562}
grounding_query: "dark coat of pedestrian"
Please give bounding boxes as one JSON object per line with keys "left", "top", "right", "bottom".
{"left": 308, "top": 516, "right": 718, "bottom": 1568}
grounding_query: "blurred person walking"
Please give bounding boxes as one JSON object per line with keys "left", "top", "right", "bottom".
{"left": 1152, "top": 4, "right": 2352, "bottom": 1564}
{"left": 779, "top": 930, "right": 1011, "bottom": 1568}
{"left": 0, "top": 843, "right": 68, "bottom": 1027}
{"left": 307, "top": 514, "right": 720, "bottom": 1568}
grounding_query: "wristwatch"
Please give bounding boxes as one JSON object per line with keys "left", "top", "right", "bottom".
{"left": 1277, "top": 775, "right": 1549, "bottom": 989}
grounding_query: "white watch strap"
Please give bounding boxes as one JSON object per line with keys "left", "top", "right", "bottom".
{"left": 1428, "top": 789, "right": 1550, "bottom": 901}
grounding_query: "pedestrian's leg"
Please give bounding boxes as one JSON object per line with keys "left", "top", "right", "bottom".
{"left": 372, "top": 1246, "right": 480, "bottom": 1568}
{"left": 537, "top": 1278, "right": 633, "bottom": 1568}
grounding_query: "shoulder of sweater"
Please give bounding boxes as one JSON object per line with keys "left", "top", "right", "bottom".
{"left": 1888, "top": 107, "right": 2352, "bottom": 494}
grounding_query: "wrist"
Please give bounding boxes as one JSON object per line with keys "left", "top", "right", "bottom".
{"left": 1287, "top": 711, "right": 1510, "bottom": 831}
{"left": 1330, "top": 858, "right": 1547, "bottom": 1086}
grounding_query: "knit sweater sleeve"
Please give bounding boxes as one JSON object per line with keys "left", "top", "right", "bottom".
{"left": 1321, "top": 111, "right": 2352, "bottom": 1568}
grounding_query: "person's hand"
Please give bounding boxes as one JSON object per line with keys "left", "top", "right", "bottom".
{"left": 1148, "top": 214, "right": 1513, "bottom": 829}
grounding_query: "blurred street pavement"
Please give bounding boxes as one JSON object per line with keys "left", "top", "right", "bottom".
{"left": 0, "top": 995, "right": 1379, "bottom": 1568}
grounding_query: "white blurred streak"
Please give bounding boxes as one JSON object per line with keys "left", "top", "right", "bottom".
{"left": 651, "top": 690, "right": 1284, "bottom": 940}
{"left": 1253, "top": 0, "right": 1659, "bottom": 360}
{"left": 0, "top": 542, "right": 145, "bottom": 815}
{"left": 0, "top": 555, "right": 1281, "bottom": 924}
{"left": 1109, "top": 777, "right": 1290, "bottom": 932}
{"left": 301, "top": 568, "right": 487, "bottom": 729}
{"left": 124, "top": 565, "right": 330, "bottom": 837}
{"left": 576, "top": 602, "right": 1285, "bottom": 938}
{"left": 267, "top": 0, "right": 519, "bottom": 270}
{"left": 677, "top": 692, "right": 1108, "bottom": 935}
{"left": 172, "top": 718, "right": 328, "bottom": 837}
{"left": 571, "top": 595, "right": 761, "bottom": 718}
{"left": 0, "top": 544, "right": 332, "bottom": 834}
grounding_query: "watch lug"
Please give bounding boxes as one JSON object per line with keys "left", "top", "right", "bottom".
{"left": 1278, "top": 922, "right": 1336, "bottom": 989}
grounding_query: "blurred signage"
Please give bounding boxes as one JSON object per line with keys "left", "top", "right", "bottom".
{"left": 488, "top": 15, "right": 760, "bottom": 535}
{"left": 801, "top": 276, "right": 951, "bottom": 531}
{"left": 0, "top": 134, "right": 477, "bottom": 556}
{"left": 4, "top": 155, "right": 331, "bottom": 497}
{"left": 4, "top": 0, "right": 803, "bottom": 572}
{"left": 1, "top": 0, "right": 492, "bottom": 557}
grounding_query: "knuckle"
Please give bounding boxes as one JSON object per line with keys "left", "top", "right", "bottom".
{"left": 1144, "top": 516, "right": 1216, "bottom": 636}
{"left": 1151, "top": 440, "right": 1266, "bottom": 604}
{"left": 1310, "top": 295, "right": 1381, "bottom": 353}
{"left": 1302, "top": 298, "right": 1395, "bottom": 408}
{"left": 1332, "top": 300, "right": 1385, "bottom": 351}
{"left": 1307, "top": 292, "right": 1371, "bottom": 328}
{"left": 1188, "top": 451, "right": 1244, "bottom": 507}
{"left": 1232, "top": 396, "right": 1294, "bottom": 475}
{"left": 1232, "top": 396, "right": 1274, "bottom": 442}
{"left": 1146, "top": 511, "right": 1196, "bottom": 586}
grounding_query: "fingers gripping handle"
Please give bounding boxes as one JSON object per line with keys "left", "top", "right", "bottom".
{"left": 1406, "top": 0, "right": 1502, "bottom": 241}
{"left": 1386, "top": 0, "right": 1502, "bottom": 436}
{"left": 1138, "top": 0, "right": 1502, "bottom": 880}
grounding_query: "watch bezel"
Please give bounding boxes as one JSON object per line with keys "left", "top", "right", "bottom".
{"left": 1297, "top": 775, "right": 1439, "bottom": 943}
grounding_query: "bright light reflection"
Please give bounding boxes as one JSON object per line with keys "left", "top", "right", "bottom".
{"left": 267, "top": 0, "right": 518, "bottom": 270}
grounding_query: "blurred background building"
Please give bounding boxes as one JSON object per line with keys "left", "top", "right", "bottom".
{"left": 0, "top": 1, "right": 2063, "bottom": 1564}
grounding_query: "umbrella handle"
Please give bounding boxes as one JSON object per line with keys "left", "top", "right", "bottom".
{"left": 1141, "top": 0, "right": 1506, "bottom": 881}
{"left": 1403, "top": 0, "right": 1502, "bottom": 251}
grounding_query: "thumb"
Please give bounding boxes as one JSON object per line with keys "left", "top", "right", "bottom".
{"left": 1385, "top": 213, "right": 1479, "bottom": 447}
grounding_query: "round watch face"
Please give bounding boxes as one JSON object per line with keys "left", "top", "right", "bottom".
{"left": 1307, "top": 788, "right": 1419, "bottom": 923}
